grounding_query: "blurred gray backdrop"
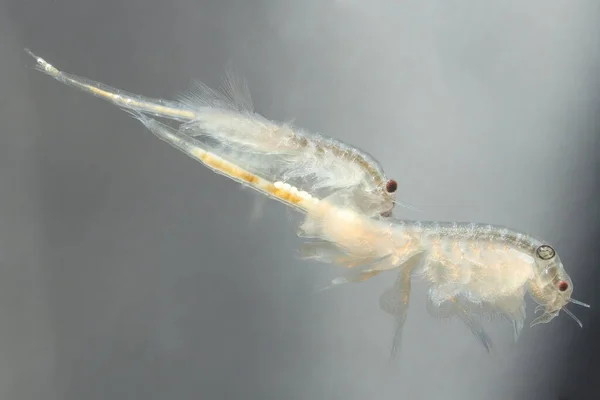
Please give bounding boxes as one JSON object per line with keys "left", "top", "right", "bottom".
{"left": 0, "top": 0, "right": 598, "bottom": 399}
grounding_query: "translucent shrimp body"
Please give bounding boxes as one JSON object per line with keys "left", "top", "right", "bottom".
{"left": 25, "top": 48, "right": 588, "bottom": 356}
{"left": 177, "top": 77, "right": 399, "bottom": 217}
{"left": 25, "top": 49, "right": 400, "bottom": 218}
{"left": 301, "top": 206, "right": 589, "bottom": 354}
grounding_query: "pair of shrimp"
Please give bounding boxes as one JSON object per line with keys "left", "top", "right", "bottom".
{"left": 25, "top": 49, "right": 590, "bottom": 357}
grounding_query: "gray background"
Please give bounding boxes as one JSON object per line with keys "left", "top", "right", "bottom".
{"left": 0, "top": 0, "right": 598, "bottom": 399}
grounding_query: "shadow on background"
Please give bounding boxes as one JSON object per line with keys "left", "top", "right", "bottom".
{"left": 0, "top": 1, "right": 598, "bottom": 399}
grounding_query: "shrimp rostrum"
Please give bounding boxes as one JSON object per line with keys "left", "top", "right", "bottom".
{"left": 300, "top": 202, "right": 590, "bottom": 355}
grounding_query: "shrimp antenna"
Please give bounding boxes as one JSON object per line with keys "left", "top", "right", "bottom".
{"left": 568, "top": 298, "right": 590, "bottom": 308}
{"left": 392, "top": 199, "right": 423, "bottom": 213}
{"left": 562, "top": 307, "right": 583, "bottom": 328}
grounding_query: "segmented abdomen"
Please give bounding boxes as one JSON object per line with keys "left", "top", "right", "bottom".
{"left": 415, "top": 224, "right": 536, "bottom": 305}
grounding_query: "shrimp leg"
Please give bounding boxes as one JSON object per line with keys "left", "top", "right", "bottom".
{"left": 426, "top": 291, "right": 493, "bottom": 353}
{"left": 451, "top": 299, "right": 493, "bottom": 353}
{"left": 378, "top": 252, "right": 425, "bottom": 358}
{"left": 312, "top": 254, "right": 395, "bottom": 293}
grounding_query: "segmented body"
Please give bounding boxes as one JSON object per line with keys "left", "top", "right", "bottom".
{"left": 299, "top": 201, "right": 583, "bottom": 354}
{"left": 25, "top": 49, "right": 399, "bottom": 217}
{"left": 396, "top": 221, "right": 538, "bottom": 310}
{"left": 26, "top": 48, "right": 587, "bottom": 356}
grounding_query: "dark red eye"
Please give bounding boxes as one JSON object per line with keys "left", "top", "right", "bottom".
{"left": 558, "top": 281, "right": 569, "bottom": 292}
{"left": 385, "top": 179, "right": 398, "bottom": 193}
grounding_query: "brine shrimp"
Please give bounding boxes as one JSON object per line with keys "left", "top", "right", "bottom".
{"left": 25, "top": 49, "right": 415, "bottom": 218}
{"left": 300, "top": 208, "right": 590, "bottom": 355}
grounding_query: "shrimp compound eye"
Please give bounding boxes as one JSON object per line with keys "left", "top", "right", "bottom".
{"left": 558, "top": 280, "right": 569, "bottom": 292}
{"left": 536, "top": 244, "right": 555, "bottom": 260}
{"left": 385, "top": 179, "right": 398, "bottom": 193}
